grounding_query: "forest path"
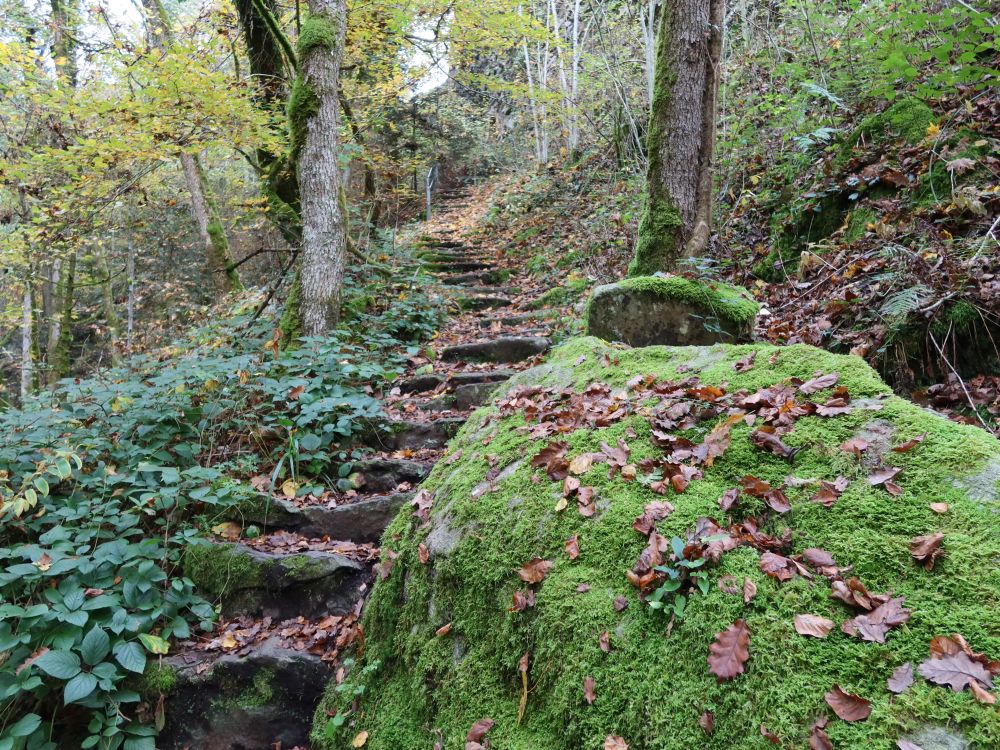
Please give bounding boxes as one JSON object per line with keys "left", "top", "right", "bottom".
{"left": 156, "top": 184, "right": 560, "bottom": 750}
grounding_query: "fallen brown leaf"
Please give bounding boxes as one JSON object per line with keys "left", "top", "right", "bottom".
{"left": 707, "top": 619, "right": 751, "bottom": 681}
{"left": 517, "top": 557, "right": 554, "bottom": 584}
{"left": 794, "top": 614, "right": 835, "bottom": 638}
{"left": 583, "top": 675, "right": 596, "bottom": 704}
{"left": 824, "top": 685, "right": 872, "bottom": 722}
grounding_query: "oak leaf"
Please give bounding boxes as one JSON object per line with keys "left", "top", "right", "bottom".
{"left": 918, "top": 652, "right": 994, "bottom": 692}
{"left": 707, "top": 619, "right": 751, "bottom": 681}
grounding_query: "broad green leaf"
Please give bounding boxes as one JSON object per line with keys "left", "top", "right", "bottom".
{"left": 138, "top": 633, "right": 169, "bottom": 655}
{"left": 64, "top": 672, "right": 98, "bottom": 704}
{"left": 33, "top": 650, "right": 81, "bottom": 679}
{"left": 8, "top": 712, "right": 42, "bottom": 737}
{"left": 81, "top": 627, "right": 111, "bottom": 666}
{"left": 113, "top": 642, "right": 147, "bottom": 674}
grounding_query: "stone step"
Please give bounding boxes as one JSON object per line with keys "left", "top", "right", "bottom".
{"left": 346, "top": 457, "right": 432, "bottom": 494}
{"left": 364, "top": 417, "right": 466, "bottom": 451}
{"left": 456, "top": 295, "right": 512, "bottom": 312}
{"left": 424, "top": 260, "right": 493, "bottom": 273}
{"left": 475, "top": 310, "right": 557, "bottom": 328}
{"left": 456, "top": 285, "right": 518, "bottom": 296}
{"left": 416, "top": 238, "right": 472, "bottom": 249}
{"left": 229, "top": 493, "right": 413, "bottom": 543}
{"left": 418, "top": 251, "right": 486, "bottom": 264}
{"left": 440, "top": 336, "right": 550, "bottom": 364}
{"left": 184, "top": 542, "right": 370, "bottom": 620}
{"left": 438, "top": 270, "right": 509, "bottom": 286}
{"left": 400, "top": 381, "right": 502, "bottom": 413}
{"left": 398, "top": 368, "right": 515, "bottom": 394}
{"left": 159, "top": 637, "right": 331, "bottom": 750}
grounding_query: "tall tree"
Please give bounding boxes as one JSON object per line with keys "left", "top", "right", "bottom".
{"left": 293, "top": 0, "right": 348, "bottom": 336}
{"left": 630, "top": 0, "right": 724, "bottom": 276}
{"left": 140, "top": 0, "right": 244, "bottom": 294}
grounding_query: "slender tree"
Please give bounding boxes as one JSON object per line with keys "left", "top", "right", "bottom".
{"left": 140, "top": 0, "right": 244, "bottom": 294}
{"left": 294, "top": 0, "right": 348, "bottom": 335}
{"left": 630, "top": 0, "right": 724, "bottom": 275}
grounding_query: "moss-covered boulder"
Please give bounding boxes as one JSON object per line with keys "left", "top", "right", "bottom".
{"left": 314, "top": 337, "right": 1000, "bottom": 750}
{"left": 587, "top": 275, "right": 759, "bottom": 347}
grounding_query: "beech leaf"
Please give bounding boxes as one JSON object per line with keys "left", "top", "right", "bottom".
{"left": 583, "top": 675, "right": 597, "bottom": 704}
{"left": 517, "top": 557, "right": 554, "bottom": 584}
{"left": 888, "top": 662, "right": 914, "bottom": 694}
{"left": 918, "top": 652, "right": 994, "bottom": 692}
{"left": 794, "top": 614, "right": 834, "bottom": 638}
{"left": 824, "top": 685, "right": 872, "bottom": 722}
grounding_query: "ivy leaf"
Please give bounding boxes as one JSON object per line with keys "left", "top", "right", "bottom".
{"left": 64, "top": 672, "right": 98, "bottom": 704}
{"left": 33, "top": 650, "right": 81, "bottom": 679}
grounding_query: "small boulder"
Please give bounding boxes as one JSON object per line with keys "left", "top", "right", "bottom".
{"left": 586, "top": 274, "right": 759, "bottom": 347}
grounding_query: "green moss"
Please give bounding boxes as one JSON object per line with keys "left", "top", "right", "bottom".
{"left": 843, "top": 207, "right": 875, "bottom": 243}
{"left": 296, "top": 14, "right": 339, "bottom": 57}
{"left": 531, "top": 278, "right": 589, "bottom": 309}
{"left": 944, "top": 300, "right": 978, "bottom": 330}
{"left": 630, "top": 193, "right": 684, "bottom": 276}
{"left": 282, "top": 554, "right": 330, "bottom": 579}
{"left": 287, "top": 76, "right": 319, "bottom": 164}
{"left": 137, "top": 663, "right": 177, "bottom": 697}
{"left": 278, "top": 272, "right": 302, "bottom": 347}
{"left": 183, "top": 542, "right": 263, "bottom": 598}
{"left": 214, "top": 668, "right": 277, "bottom": 712}
{"left": 857, "top": 97, "right": 934, "bottom": 145}
{"left": 612, "top": 275, "right": 759, "bottom": 326}
{"left": 314, "top": 337, "right": 1000, "bottom": 750}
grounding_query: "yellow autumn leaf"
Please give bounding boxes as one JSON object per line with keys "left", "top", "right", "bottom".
{"left": 926, "top": 122, "right": 941, "bottom": 137}
{"left": 221, "top": 632, "right": 238, "bottom": 650}
{"left": 281, "top": 479, "right": 299, "bottom": 498}
{"left": 554, "top": 497, "right": 568, "bottom": 512}
{"left": 352, "top": 730, "right": 369, "bottom": 747}
{"left": 211, "top": 521, "right": 242, "bottom": 541}
{"left": 569, "top": 454, "right": 593, "bottom": 475}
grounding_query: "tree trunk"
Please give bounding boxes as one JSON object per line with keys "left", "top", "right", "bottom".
{"left": 295, "top": 0, "right": 348, "bottom": 337}
{"left": 141, "top": 0, "right": 243, "bottom": 294}
{"left": 179, "top": 152, "right": 244, "bottom": 292}
{"left": 48, "top": 249, "right": 76, "bottom": 384}
{"left": 20, "top": 283, "right": 33, "bottom": 402}
{"left": 630, "top": 0, "right": 724, "bottom": 276}
{"left": 94, "top": 244, "right": 122, "bottom": 367}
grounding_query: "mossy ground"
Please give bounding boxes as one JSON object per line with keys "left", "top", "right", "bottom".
{"left": 314, "top": 337, "right": 1000, "bottom": 750}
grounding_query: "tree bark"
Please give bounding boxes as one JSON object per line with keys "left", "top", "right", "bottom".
{"left": 295, "top": 0, "right": 348, "bottom": 337}
{"left": 631, "top": 0, "right": 724, "bottom": 276}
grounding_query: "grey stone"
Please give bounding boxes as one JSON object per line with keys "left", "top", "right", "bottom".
{"left": 456, "top": 295, "right": 512, "bottom": 312}
{"left": 349, "top": 458, "right": 432, "bottom": 494}
{"left": 441, "top": 336, "right": 550, "bottom": 364}
{"left": 213, "top": 545, "right": 369, "bottom": 621}
{"left": 854, "top": 419, "right": 896, "bottom": 469}
{"left": 476, "top": 310, "right": 556, "bottom": 328}
{"left": 365, "top": 417, "right": 466, "bottom": 451}
{"left": 300, "top": 493, "right": 412, "bottom": 543}
{"left": 900, "top": 726, "right": 968, "bottom": 750}
{"left": 424, "top": 260, "right": 492, "bottom": 273}
{"left": 586, "top": 279, "right": 756, "bottom": 347}
{"left": 955, "top": 456, "right": 1000, "bottom": 505}
{"left": 159, "top": 637, "right": 331, "bottom": 750}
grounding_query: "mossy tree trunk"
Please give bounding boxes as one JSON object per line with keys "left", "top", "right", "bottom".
{"left": 631, "top": 0, "right": 724, "bottom": 276}
{"left": 294, "top": 1, "right": 348, "bottom": 336}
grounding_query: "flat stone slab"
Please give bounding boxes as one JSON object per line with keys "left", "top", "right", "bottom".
{"left": 184, "top": 543, "right": 369, "bottom": 620}
{"left": 348, "top": 458, "right": 432, "bottom": 494}
{"left": 365, "top": 417, "right": 467, "bottom": 451}
{"left": 438, "top": 271, "right": 507, "bottom": 286}
{"left": 440, "top": 337, "right": 550, "bottom": 364}
{"left": 300, "top": 493, "right": 411, "bottom": 543}
{"left": 424, "top": 261, "right": 492, "bottom": 273}
{"left": 586, "top": 275, "right": 759, "bottom": 347}
{"left": 476, "top": 310, "right": 556, "bottom": 328}
{"left": 160, "top": 637, "right": 331, "bottom": 750}
{"left": 456, "top": 295, "right": 512, "bottom": 312}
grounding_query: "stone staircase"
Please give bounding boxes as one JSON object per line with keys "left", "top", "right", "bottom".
{"left": 155, "top": 184, "right": 557, "bottom": 750}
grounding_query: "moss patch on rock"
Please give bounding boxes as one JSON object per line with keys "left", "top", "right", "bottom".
{"left": 314, "top": 337, "right": 1000, "bottom": 750}
{"left": 183, "top": 542, "right": 264, "bottom": 599}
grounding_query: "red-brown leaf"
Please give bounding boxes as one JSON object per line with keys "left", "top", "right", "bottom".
{"left": 892, "top": 433, "right": 926, "bottom": 452}
{"left": 824, "top": 685, "right": 872, "bottom": 721}
{"left": 869, "top": 467, "right": 902, "bottom": 486}
{"left": 517, "top": 557, "right": 554, "bottom": 584}
{"left": 759, "top": 725, "right": 780, "bottom": 744}
{"left": 565, "top": 535, "right": 580, "bottom": 560}
{"left": 599, "top": 631, "right": 611, "bottom": 653}
{"left": 808, "top": 717, "right": 833, "bottom": 750}
{"left": 794, "top": 614, "right": 834, "bottom": 638}
{"left": 603, "top": 736, "right": 627, "bottom": 750}
{"left": 707, "top": 619, "right": 751, "bottom": 681}
{"left": 760, "top": 552, "right": 794, "bottom": 582}
{"left": 466, "top": 718, "right": 494, "bottom": 742}
{"left": 583, "top": 675, "right": 597, "bottom": 704}
{"left": 435, "top": 622, "right": 452, "bottom": 637}
{"left": 699, "top": 711, "right": 714, "bottom": 735}
{"left": 918, "top": 652, "right": 994, "bottom": 692}
{"left": 799, "top": 372, "right": 840, "bottom": 394}
{"left": 743, "top": 577, "right": 758, "bottom": 604}
{"left": 909, "top": 533, "right": 944, "bottom": 570}
{"left": 888, "top": 662, "right": 914, "bottom": 694}
{"left": 718, "top": 488, "right": 740, "bottom": 512}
